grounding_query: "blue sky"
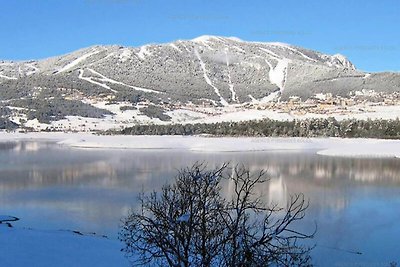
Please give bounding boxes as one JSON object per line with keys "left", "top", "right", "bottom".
{"left": 1, "top": 0, "right": 399, "bottom": 72}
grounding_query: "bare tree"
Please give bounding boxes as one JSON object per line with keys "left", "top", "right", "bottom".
{"left": 119, "top": 163, "right": 315, "bottom": 267}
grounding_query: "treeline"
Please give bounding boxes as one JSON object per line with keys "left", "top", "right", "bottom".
{"left": 116, "top": 118, "right": 400, "bottom": 139}
{"left": 138, "top": 104, "right": 171, "bottom": 121}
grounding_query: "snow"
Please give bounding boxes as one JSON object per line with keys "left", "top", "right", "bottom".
{"left": 248, "top": 94, "right": 257, "bottom": 102}
{"left": 118, "top": 49, "right": 132, "bottom": 62}
{"left": 195, "top": 49, "right": 229, "bottom": 106}
{"left": 79, "top": 67, "right": 160, "bottom": 95}
{"left": 168, "top": 102, "right": 400, "bottom": 124}
{"left": 227, "top": 74, "right": 237, "bottom": 102}
{"left": 316, "top": 139, "right": 400, "bottom": 158}
{"left": 137, "top": 45, "right": 152, "bottom": 60}
{"left": 1, "top": 132, "right": 400, "bottom": 159}
{"left": 331, "top": 54, "right": 355, "bottom": 69}
{"left": 272, "top": 43, "right": 317, "bottom": 63}
{"left": 48, "top": 101, "right": 168, "bottom": 132}
{"left": 227, "top": 78, "right": 235, "bottom": 99}
{"left": 86, "top": 68, "right": 162, "bottom": 94}
{"left": 78, "top": 69, "right": 118, "bottom": 93}
{"left": 269, "top": 58, "right": 290, "bottom": 91}
{"left": 259, "top": 47, "right": 281, "bottom": 59}
{"left": 167, "top": 109, "right": 208, "bottom": 123}
{"left": 25, "top": 118, "right": 51, "bottom": 131}
{"left": 225, "top": 49, "right": 238, "bottom": 102}
{"left": 191, "top": 35, "right": 217, "bottom": 43}
{"left": 9, "top": 95, "right": 400, "bottom": 132}
{"left": 0, "top": 226, "right": 129, "bottom": 267}
{"left": 192, "top": 35, "right": 216, "bottom": 50}
{"left": 177, "top": 41, "right": 191, "bottom": 53}
{"left": 226, "top": 36, "right": 243, "bottom": 42}
{"left": 230, "top": 45, "right": 246, "bottom": 53}
{"left": 57, "top": 49, "right": 100, "bottom": 74}
{"left": 314, "top": 93, "right": 327, "bottom": 100}
{"left": 332, "top": 105, "right": 400, "bottom": 120}
{"left": 0, "top": 73, "right": 17, "bottom": 80}
{"left": 192, "top": 107, "right": 292, "bottom": 123}
{"left": 255, "top": 90, "right": 281, "bottom": 104}
{"left": 51, "top": 135, "right": 400, "bottom": 158}
{"left": 192, "top": 36, "right": 242, "bottom": 43}
{"left": 169, "top": 43, "right": 182, "bottom": 52}
{"left": 25, "top": 62, "right": 39, "bottom": 75}
{"left": 259, "top": 47, "right": 290, "bottom": 94}
{"left": 95, "top": 52, "right": 116, "bottom": 63}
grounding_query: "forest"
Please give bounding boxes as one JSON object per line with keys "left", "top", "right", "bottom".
{"left": 116, "top": 117, "right": 400, "bottom": 139}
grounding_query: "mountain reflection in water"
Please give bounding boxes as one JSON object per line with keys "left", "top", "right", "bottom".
{"left": 0, "top": 141, "right": 399, "bottom": 266}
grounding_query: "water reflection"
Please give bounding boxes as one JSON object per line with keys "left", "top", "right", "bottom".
{"left": 0, "top": 141, "right": 400, "bottom": 266}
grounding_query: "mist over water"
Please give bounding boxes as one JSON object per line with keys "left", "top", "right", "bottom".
{"left": 0, "top": 141, "right": 399, "bottom": 266}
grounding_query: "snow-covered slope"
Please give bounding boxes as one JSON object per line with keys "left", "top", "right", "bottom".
{"left": 1, "top": 36, "right": 392, "bottom": 103}
{"left": 0, "top": 35, "right": 399, "bottom": 130}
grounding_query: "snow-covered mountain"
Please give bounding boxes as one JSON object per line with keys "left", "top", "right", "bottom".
{"left": 0, "top": 35, "right": 399, "bottom": 130}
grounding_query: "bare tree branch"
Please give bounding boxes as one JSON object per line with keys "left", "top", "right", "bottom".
{"left": 119, "top": 163, "right": 315, "bottom": 267}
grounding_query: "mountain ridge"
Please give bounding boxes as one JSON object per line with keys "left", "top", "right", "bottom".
{"left": 0, "top": 35, "right": 399, "bottom": 131}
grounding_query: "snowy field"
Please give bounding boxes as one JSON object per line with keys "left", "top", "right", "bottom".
{"left": 9, "top": 101, "right": 400, "bottom": 132}
{"left": 1, "top": 132, "right": 400, "bottom": 158}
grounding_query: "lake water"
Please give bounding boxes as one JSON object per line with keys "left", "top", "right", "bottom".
{"left": 0, "top": 140, "right": 399, "bottom": 266}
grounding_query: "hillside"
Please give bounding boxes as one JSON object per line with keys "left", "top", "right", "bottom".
{"left": 0, "top": 36, "right": 399, "bottom": 131}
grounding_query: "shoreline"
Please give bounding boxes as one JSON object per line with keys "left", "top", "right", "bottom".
{"left": 0, "top": 132, "right": 399, "bottom": 158}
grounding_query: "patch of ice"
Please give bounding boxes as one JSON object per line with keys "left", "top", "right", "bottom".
{"left": 316, "top": 139, "right": 400, "bottom": 158}
{"left": 3, "top": 132, "right": 400, "bottom": 159}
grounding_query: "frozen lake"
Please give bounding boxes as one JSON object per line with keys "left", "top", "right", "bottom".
{"left": 0, "top": 140, "right": 399, "bottom": 266}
